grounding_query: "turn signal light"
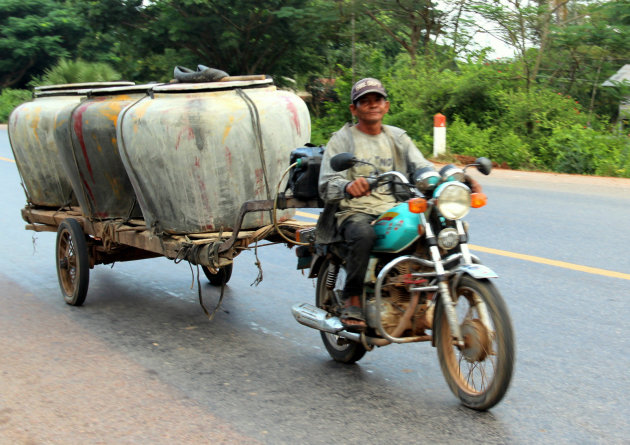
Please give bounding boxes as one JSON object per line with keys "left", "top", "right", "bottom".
{"left": 408, "top": 198, "right": 427, "bottom": 213}
{"left": 471, "top": 193, "right": 487, "bottom": 208}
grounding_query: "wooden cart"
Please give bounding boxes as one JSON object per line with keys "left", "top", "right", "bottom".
{"left": 21, "top": 198, "right": 318, "bottom": 307}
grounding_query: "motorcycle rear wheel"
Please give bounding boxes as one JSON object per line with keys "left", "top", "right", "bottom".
{"left": 435, "top": 276, "right": 514, "bottom": 410}
{"left": 316, "top": 259, "right": 367, "bottom": 364}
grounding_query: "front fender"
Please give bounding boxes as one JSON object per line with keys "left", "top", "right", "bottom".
{"left": 457, "top": 264, "right": 498, "bottom": 280}
{"left": 432, "top": 264, "right": 498, "bottom": 347}
{"left": 450, "top": 264, "right": 498, "bottom": 294}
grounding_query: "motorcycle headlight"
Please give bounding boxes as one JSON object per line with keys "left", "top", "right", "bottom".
{"left": 437, "top": 228, "right": 459, "bottom": 250}
{"left": 435, "top": 182, "right": 471, "bottom": 220}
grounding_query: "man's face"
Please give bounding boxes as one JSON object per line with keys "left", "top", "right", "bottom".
{"left": 350, "top": 93, "right": 390, "bottom": 125}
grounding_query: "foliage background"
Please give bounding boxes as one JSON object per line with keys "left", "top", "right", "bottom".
{"left": 1, "top": 0, "right": 629, "bottom": 176}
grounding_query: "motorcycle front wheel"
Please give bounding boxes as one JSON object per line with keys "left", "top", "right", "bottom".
{"left": 435, "top": 276, "right": 515, "bottom": 410}
{"left": 315, "top": 259, "right": 367, "bottom": 364}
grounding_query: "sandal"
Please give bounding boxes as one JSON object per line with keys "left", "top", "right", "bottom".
{"left": 340, "top": 305, "right": 367, "bottom": 331}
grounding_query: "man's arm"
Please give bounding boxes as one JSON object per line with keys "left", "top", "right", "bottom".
{"left": 398, "top": 132, "right": 434, "bottom": 172}
{"left": 318, "top": 132, "right": 352, "bottom": 203}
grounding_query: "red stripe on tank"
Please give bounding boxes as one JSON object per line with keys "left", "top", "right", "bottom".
{"left": 282, "top": 97, "right": 301, "bottom": 136}
{"left": 72, "top": 103, "right": 94, "bottom": 180}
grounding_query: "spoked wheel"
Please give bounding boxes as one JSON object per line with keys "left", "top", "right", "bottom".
{"left": 201, "top": 263, "right": 233, "bottom": 286}
{"left": 56, "top": 218, "right": 90, "bottom": 306}
{"left": 435, "top": 276, "right": 515, "bottom": 410}
{"left": 315, "top": 259, "right": 367, "bottom": 364}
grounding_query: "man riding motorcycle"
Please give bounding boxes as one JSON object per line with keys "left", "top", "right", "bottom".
{"left": 318, "top": 78, "right": 481, "bottom": 330}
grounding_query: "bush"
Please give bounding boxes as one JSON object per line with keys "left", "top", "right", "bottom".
{"left": 445, "top": 118, "right": 533, "bottom": 169}
{"left": 495, "top": 89, "right": 590, "bottom": 168}
{"left": 30, "top": 59, "right": 122, "bottom": 86}
{"left": 546, "top": 126, "right": 630, "bottom": 177}
{"left": 446, "top": 118, "right": 493, "bottom": 157}
{"left": 385, "top": 55, "right": 512, "bottom": 140}
{"left": 308, "top": 50, "right": 628, "bottom": 177}
{"left": 0, "top": 89, "right": 32, "bottom": 123}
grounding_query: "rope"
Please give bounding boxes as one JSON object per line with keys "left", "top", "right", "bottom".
{"left": 102, "top": 221, "right": 117, "bottom": 252}
{"left": 173, "top": 242, "right": 191, "bottom": 264}
{"left": 7, "top": 122, "right": 34, "bottom": 206}
{"left": 207, "top": 227, "right": 224, "bottom": 270}
{"left": 235, "top": 88, "right": 272, "bottom": 201}
{"left": 235, "top": 88, "right": 274, "bottom": 225}
{"left": 175, "top": 242, "right": 229, "bottom": 321}
{"left": 19, "top": 181, "right": 32, "bottom": 206}
{"left": 31, "top": 234, "right": 38, "bottom": 255}
{"left": 172, "top": 227, "right": 232, "bottom": 320}
{"left": 52, "top": 190, "right": 75, "bottom": 220}
{"left": 250, "top": 240, "right": 264, "bottom": 286}
{"left": 116, "top": 197, "right": 138, "bottom": 229}
{"left": 273, "top": 162, "right": 310, "bottom": 246}
{"left": 117, "top": 95, "right": 160, "bottom": 231}
{"left": 195, "top": 264, "right": 228, "bottom": 321}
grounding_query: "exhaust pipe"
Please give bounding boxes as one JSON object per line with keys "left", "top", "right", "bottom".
{"left": 291, "top": 303, "right": 361, "bottom": 342}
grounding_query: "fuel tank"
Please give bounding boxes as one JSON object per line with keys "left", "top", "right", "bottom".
{"left": 117, "top": 79, "right": 311, "bottom": 233}
{"left": 54, "top": 84, "right": 155, "bottom": 219}
{"left": 372, "top": 202, "right": 421, "bottom": 253}
{"left": 8, "top": 82, "right": 134, "bottom": 207}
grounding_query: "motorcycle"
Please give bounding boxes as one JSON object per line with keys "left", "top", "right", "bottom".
{"left": 290, "top": 153, "right": 515, "bottom": 410}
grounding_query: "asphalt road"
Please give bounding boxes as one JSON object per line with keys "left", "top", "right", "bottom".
{"left": 1, "top": 126, "right": 630, "bottom": 444}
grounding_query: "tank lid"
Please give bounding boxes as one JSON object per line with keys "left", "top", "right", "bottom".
{"left": 33, "top": 89, "right": 94, "bottom": 98}
{"left": 151, "top": 78, "right": 274, "bottom": 93}
{"left": 87, "top": 83, "right": 161, "bottom": 97}
{"left": 34, "top": 81, "right": 135, "bottom": 92}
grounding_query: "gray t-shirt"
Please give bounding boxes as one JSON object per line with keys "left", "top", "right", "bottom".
{"left": 319, "top": 123, "right": 433, "bottom": 225}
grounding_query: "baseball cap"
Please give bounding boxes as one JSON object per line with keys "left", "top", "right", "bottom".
{"left": 351, "top": 78, "right": 387, "bottom": 103}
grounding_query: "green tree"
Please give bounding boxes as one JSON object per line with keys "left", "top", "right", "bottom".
{"left": 145, "top": 0, "right": 331, "bottom": 77}
{"left": 67, "top": 0, "right": 175, "bottom": 81}
{"left": 468, "top": 0, "right": 547, "bottom": 90}
{"left": 541, "top": 0, "right": 630, "bottom": 122}
{"left": 0, "top": 0, "right": 84, "bottom": 88}
{"left": 70, "top": 0, "right": 346, "bottom": 82}
{"left": 361, "top": 0, "right": 474, "bottom": 62}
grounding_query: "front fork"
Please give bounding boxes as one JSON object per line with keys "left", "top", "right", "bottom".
{"left": 423, "top": 216, "right": 465, "bottom": 348}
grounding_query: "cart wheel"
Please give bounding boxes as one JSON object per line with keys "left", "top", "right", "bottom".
{"left": 56, "top": 218, "right": 90, "bottom": 306}
{"left": 201, "top": 263, "right": 233, "bottom": 286}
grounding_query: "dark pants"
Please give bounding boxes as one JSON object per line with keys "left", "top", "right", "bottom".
{"left": 338, "top": 213, "right": 377, "bottom": 300}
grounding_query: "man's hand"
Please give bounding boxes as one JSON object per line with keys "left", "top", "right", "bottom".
{"left": 345, "top": 177, "right": 371, "bottom": 197}
{"left": 465, "top": 175, "right": 483, "bottom": 194}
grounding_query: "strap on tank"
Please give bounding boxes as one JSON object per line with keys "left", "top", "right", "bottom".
{"left": 235, "top": 88, "right": 272, "bottom": 204}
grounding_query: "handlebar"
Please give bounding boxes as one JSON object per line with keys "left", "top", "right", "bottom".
{"left": 373, "top": 171, "right": 410, "bottom": 186}
{"left": 348, "top": 171, "right": 420, "bottom": 199}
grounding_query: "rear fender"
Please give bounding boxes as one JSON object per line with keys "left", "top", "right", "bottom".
{"left": 307, "top": 253, "right": 326, "bottom": 279}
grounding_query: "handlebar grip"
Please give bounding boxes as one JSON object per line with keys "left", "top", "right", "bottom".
{"left": 344, "top": 177, "right": 376, "bottom": 199}
{"left": 366, "top": 177, "right": 378, "bottom": 190}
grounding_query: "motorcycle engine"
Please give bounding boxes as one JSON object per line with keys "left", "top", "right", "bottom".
{"left": 378, "top": 259, "right": 434, "bottom": 336}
